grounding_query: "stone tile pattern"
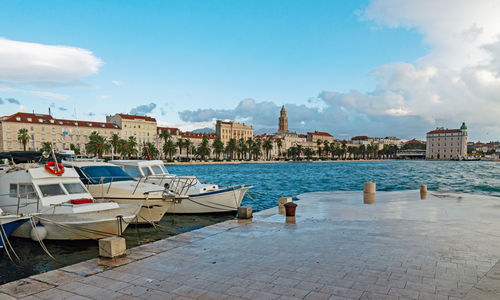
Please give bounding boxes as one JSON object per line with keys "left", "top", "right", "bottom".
{"left": 2, "top": 190, "right": 500, "bottom": 299}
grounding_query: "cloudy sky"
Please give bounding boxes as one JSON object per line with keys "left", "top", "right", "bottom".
{"left": 1, "top": 0, "right": 499, "bottom": 141}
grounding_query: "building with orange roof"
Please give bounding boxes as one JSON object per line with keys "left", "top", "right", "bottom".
{"left": 106, "top": 113, "right": 157, "bottom": 145}
{"left": 426, "top": 123, "right": 468, "bottom": 160}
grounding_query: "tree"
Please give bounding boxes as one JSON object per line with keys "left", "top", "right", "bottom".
{"left": 251, "top": 142, "right": 261, "bottom": 160}
{"left": 110, "top": 133, "right": 120, "bottom": 159}
{"left": 323, "top": 140, "right": 330, "bottom": 159}
{"left": 212, "top": 137, "right": 224, "bottom": 160}
{"left": 163, "top": 139, "right": 176, "bottom": 160}
{"left": 197, "top": 135, "right": 211, "bottom": 160}
{"left": 176, "top": 139, "right": 185, "bottom": 158}
{"left": 227, "top": 138, "right": 237, "bottom": 160}
{"left": 86, "top": 131, "right": 109, "bottom": 158}
{"left": 17, "top": 128, "right": 30, "bottom": 151}
{"left": 116, "top": 139, "right": 128, "bottom": 158}
{"left": 184, "top": 139, "right": 192, "bottom": 159}
{"left": 246, "top": 138, "right": 254, "bottom": 160}
{"left": 276, "top": 139, "right": 283, "bottom": 158}
{"left": 359, "top": 144, "right": 366, "bottom": 159}
{"left": 341, "top": 141, "right": 347, "bottom": 159}
{"left": 143, "top": 142, "right": 159, "bottom": 159}
{"left": 70, "top": 143, "right": 81, "bottom": 155}
{"left": 237, "top": 138, "right": 247, "bottom": 160}
{"left": 262, "top": 140, "right": 273, "bottom": 160}
{"left": 159, "top": 130, "right": 171, "bottom": 143}
{"left": 126, "top": 136, "right": 138, "bottom": 158}
{"left": 304, "top": 147, "right": 314, "bottom": 160}
{"left": 316, "top": 139, "right": 322, "bottom": 158}
{"left": 40, "top": 142, "right": 52, "bottom": 153}
{"left": 296, "top": 144, "right": 303, "bottom": 160}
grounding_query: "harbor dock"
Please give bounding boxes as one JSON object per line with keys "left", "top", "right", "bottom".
{"left": 2, "top": 190, "right": 500, "bottom": 299}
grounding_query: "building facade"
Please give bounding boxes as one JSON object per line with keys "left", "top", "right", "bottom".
{"left": 0, "top": 112, "right": 120, "bottom": 153}
{"left": 278, "top": 105, "right": 288, "bottom": 133}
{"left": 307, "top": 131, "right": 334, "bottom": 143}
{"left": 215, "top": 120, "right": 253, "bottom": 145}
{"left": 426, "top": 122, "right": 468, "bottom": 160}
{"left": 106, "top": 114, "right": 157, "bottom": 144}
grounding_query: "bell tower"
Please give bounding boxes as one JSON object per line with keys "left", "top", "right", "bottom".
{"left": 278, "top": 105, "right": 288, "bottom": 133}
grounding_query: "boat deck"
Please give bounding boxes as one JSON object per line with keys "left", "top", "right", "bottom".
{"left": 2, "top": 190, "right": 500, "bottom": 299}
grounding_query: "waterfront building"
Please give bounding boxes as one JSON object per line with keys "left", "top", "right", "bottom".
{"left": 106, "top": 114, "right": 157, "bottom": 144}
{"left": 278, "top": 105, "right": 288, "bottom": 133}
{"left": 215, "top": 120, "right": 253, "bottom": 145}
{"left": 426, "top": 122, "right": 468, "bottom": 160}
{"left": 0, "top": 112, "right": 120, "bottom": 153}
{"left": 351, "top": 136, "right": 373, "bottom": 145}
{"left": 307, "top": 131, "right": 334, "bottom": 143}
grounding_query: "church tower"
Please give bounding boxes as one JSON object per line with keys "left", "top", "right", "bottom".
{"left": 278, "top": 105, "right": 288, "bottom": 132}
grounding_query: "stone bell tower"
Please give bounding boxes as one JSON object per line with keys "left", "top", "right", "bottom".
{"left": 278, "top": 105, "right": 288, "bottom": 133}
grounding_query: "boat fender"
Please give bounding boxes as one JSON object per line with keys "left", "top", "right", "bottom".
{"left": 30, "top": 225, "right": 48, "bottom": 242}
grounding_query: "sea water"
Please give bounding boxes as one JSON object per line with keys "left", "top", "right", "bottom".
{"left": 1, "top": 161, "right": 498, "bottom": 283}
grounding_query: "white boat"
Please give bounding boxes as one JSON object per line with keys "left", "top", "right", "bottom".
{"left": 0, "top": 165, "right": 141, "bottom": 241}
{"left": 62, "top": 161, "right": 184, "bottom": 224}
{"left": 0, "top": 208, "right": 30, "bottom": 248}
{"left": 110, "top": 160, "right": 253, "bottom": 214}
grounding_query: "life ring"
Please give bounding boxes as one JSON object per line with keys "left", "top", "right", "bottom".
{"left": 45, "top": 161, "right": 65, "bottom": 175}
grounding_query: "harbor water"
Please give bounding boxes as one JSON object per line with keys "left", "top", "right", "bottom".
{"left": 1, "top": 160, "right": 499, "bottom": 284}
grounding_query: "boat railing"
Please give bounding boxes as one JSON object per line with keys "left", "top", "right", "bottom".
{"left": 166, "top": 176, "right": 198, "bottom": 195}
{"left": 0, "top": 191, "right": 39, "bottom": 215}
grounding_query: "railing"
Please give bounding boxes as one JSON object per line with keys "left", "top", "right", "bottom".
{"left": 0, "top": 191, "right": 39, "bottom": 215}
{"left": 138, "top": 174, "right": 199, "bottom": 196}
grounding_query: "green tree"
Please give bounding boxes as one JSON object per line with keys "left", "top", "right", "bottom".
{"left": 323, "top": 140, "right": 330, "bottom": 159}
{"left": 316, "top": 139, "right": 322, "bottom": 158}
{"left": 212, "top": 137, "right": 224, "bottom": 160}
{"left": 262, "top": 140, "right": 273, "bottom": 160}
{"left": 126, "top": 136, "right": 138, "bottom": 158}
{"left": 70, "top": 143, "right": 81, "bottom": 155}
{"left": 86, "top": 131, "right": 109, "bottom": 158}
{"left": 40, "top": 141, "right": 52, "bottom": 153}
{"left": 163, "top": 139, "right": 176, "bottom": 160}
{"left": 227, "top": 138, "right": 237, "bottom": 160}
{"left": 304, "top": 147, "right": 314, "bottom": 160}
{"left": 110, "top": 133, "right": 120, "bottom": 158}
{"left": 184, "top": 139, "right": 192, "bottom": 159}
{"left": 143, "top": 142, "right": 159, "bottom": 159}
{"left": 238, "top": 138, "right": 247, "bottom": 160}
{"left": 246, "top": 138, "right": 254, "bottom": 160}
{"left": 341, "top": 142, "right": 347, "bottom": 160}
{"left": 276, "top": 139, "right": 283, "bottom": 158}
{"left": 17, "top": 128, "right": 30, "bottom": 151}
{"left": 197, "top": 135, "right": 211, "bottom": 160}
{"left": 359, "top": 144, "right": 366, "bottom": 159}
{"left": 296, "top": 144, "right": 303, "bottom": 160}
{"left": 176, "top": 139, "right": 185, "bottom": 158}
{"left": 251, "top": 142, "right": 261, "bottom": 160}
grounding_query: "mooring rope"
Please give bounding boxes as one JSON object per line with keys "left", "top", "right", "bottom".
{"left": 0, "top": 222, "right": 18, "bottom": 264}
{"left": 29, "top": 217, "right": 56, "bottom": 260}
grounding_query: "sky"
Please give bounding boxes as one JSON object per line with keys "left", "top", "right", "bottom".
{"left": 1, "top": 0, "right": 499, "bottom": 141}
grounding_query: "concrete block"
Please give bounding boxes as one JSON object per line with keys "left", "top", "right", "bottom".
{"left": 99, "top": 236, "right": 126, "bottom": 258}
{"left": 238, "top": 206, "right": 253, "bottom": 219}
{"left": 278, "top": 197, "right": 292, "bottom": 208}
{"left": 363, "top": 182, "right": 376, "bottom": 204}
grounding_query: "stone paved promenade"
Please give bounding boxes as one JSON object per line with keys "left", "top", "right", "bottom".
{"left": 2, "top": 190, "right": 500, "bottom": 299}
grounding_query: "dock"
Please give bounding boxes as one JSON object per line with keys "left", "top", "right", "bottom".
{"left": 2, "top": 190, "right": 500, "bottom": 299}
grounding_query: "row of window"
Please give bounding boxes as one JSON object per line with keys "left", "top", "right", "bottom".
{"left": 9, "top": 182, "right": 86, "bottom": 199}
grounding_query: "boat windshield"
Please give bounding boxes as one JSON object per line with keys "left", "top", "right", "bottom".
{"left": 151, "top": 165, "right": 165, "bottom": 175}
{"left": 123, "top": 166, "right": 142, "bottom": 178}
{"left": 39, "top": 184, "right": 66, "bottom": 197}
{"left": 63, "top": 182, "right": 87, "bottom": 194}
{"left": 79, "top": 166, "right": 135, "bottom": 184}
{"left": 160, "top": 165, "right": 169, "bottom": 174}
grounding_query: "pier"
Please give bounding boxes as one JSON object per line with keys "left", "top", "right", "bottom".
{"left": 2, "top": 190, "right": 500, "bottom": 299}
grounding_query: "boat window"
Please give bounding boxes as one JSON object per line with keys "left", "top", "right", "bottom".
{"left": 160, "top": 165, "right": 169, "bottom": 174}
{"left": 141, "top": 167, "right": 153, "bottom": 176}
{"left": 151, "top": 166, "right": 164, "bottom": 175}
{"left": 124, "top": 166, "right": 142, "bottom": 177}
{"left": 38, "top": 184, "right": 66, "bottom": 197}
{"left": 9, "top": 184, "right": 17, "bottom": 197}
{"left": 80, "top": 166, "right": 135, "bottom": 184}
{"left": 63, "top": 183, "right": 87, "bottom": 194}
{"left": 8, "top": 184, "right": 36, "bottom": 199}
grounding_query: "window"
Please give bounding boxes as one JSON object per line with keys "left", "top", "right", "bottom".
{"left": 63, "top": 183, "right": 87, "bottom": 194}
{"left": 79, "top": 166, "right": 134, "bottom": 184}
{"left": 160, "top": 165, "right": 169, "bottom": 174}
{"left": 124, "top": 166, "right": 141, "bottom": 177}
{"left": 151, "top": 166, "right": 164, "bottom": 175}
{"left": 38, "top": 184, "right": 65, "bottom": 197}
{"left": 141, "top": 167, "right": 152, "bottom": 176}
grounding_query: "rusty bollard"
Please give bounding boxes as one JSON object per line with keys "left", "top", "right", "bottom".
{"left": 284, "top": 202, "right": 297, "bottom": 216}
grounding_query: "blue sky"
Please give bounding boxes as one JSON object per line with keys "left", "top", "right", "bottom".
{"left": 1, "top": 1, "right": 499, "bottom": 141}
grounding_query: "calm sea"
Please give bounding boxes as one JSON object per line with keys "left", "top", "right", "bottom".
{"left": 1, "top": 161, "right": 499, "bottom": 283}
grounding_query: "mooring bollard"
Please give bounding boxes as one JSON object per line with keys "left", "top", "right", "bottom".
{"left": 284, "top": 202, "right": 297, "bottom": 216}
{"left": 363, "top": 181, "right": 376, "bottom": 204}
{"left": 99, "top": 236, "right": 126, "bottom": 258}
{"left": 420, "top": 184, "right": 427, "bottom": 200}
{"left": 278, "top": 197, "right": 292, "bottom": 208}
{"left": 238, "top": 206, "right": 253, "bottom": 219}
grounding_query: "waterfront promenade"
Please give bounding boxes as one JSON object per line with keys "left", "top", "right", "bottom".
{"left": 2, "top": 190, "right": 500, "bottom": 299}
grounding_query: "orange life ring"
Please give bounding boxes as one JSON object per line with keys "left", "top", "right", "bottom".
{"left": 45, "top": 161, "right": 65, "bottom": 176}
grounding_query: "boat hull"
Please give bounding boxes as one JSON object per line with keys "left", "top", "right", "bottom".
{"left": 167, "top": 185, "right": 252, "bottom": 214}
{"left": 12, "top": 204, "right": 140, "bottom": 240}
{"left": 0, "top": 217, "right": 29, "bottom": 248}
{"left": 95, "top": 198, "right": 172, "bottom": 224}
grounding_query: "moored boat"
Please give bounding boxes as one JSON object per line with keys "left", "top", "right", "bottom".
{"left": 110, "top": 160, "right": 253, "bottom": 214}
{"left": 0, "top": 208, "right": 30, "bottom": 248}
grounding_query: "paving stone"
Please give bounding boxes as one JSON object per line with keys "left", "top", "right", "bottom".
{"left": 0, "top": 279, "right": 54, "bottom": 298}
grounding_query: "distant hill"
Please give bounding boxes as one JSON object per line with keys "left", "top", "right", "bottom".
{"left": 192, "top": 127, "right": 215, "bottom": 134}
{"left": 254, "top": 128, "right": 276, "bottom": 135}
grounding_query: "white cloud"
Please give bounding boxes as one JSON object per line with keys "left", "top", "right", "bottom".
{"left": 0, "top": 37, "right": 102, "bottom": 84}
{"left": 27, "top": 90, "right": 69, "bottom": 100}
{"left": 112, "top": 80, "right": 121, "bottom": 86}
{"left": 158, "top": 120, "right": 215, "bottom": 132}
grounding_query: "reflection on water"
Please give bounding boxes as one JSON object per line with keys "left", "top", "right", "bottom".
{"left": 1, "top": 160, "right": 499, "bottom": 284}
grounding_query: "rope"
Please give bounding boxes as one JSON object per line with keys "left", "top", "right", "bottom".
{"left": 29, "top": 217, "right": 56, "bottom": 260}
{"left": 0, "top": 222, "right": 17, "bottom": 264}
{"left": 33, "top": 215, "right": 117, "bottom": 241}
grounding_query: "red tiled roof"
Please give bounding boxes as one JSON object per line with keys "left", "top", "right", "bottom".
{"left": 1, "top": 112, "right": 120, "bottom": 129}
{"left": 307, "top": 131, "right": 333, "bottom": 137}
{"left": 180, "top": 132, "right": 217, "bottom": 139}
{"left": 298, "top": 134, "right": 307, "bottom": 138}
{"left": 427, "top": 129, "right": 461, "bottom": 134}
{"left": 406, "top": 139, "right": 423, "bottom": 144}
{"left": 117, "top": 114, "right": 156, "bottom": 122}
{"left": 352, "top": 136, "right": 370, "bottom": 140}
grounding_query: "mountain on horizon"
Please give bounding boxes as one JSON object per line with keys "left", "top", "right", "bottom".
{"left": 192, "top": 127, "right": 215, "bottom": 134}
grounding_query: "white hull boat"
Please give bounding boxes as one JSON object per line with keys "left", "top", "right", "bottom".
{"left": 0, "top": 164, "right": 141, "bottom": 241}
{"left": 110, "top": 160, "right": 253, "bottom": 214}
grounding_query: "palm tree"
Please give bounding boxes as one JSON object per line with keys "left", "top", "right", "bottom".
{"left": 70, "top": 143, "right": 81, "bottom": 155}
{"left": 184, "top": 139, "right": 192, "bottom": 159}
{"left": 316, "top": 139, "right": 322, "bottom": 158}
{"left": 323, "top": 140, "right": 330, "bottom": 159}
{"left": 40, "top": 141, "right": 52, "bottom": 153}
{"left": 17, "top": 128, "right": 30, "bottom": 151}
{"left": 246, "top": 138, "right": 254, "bottom": 160}
{"left": 304, "top": 147, "right": 314, "bottom": 160}
{"left": 227, "top": 138, "right": 237, "bottom": 160}
{"left": 276, "top": 139, "right": 283, "bottom": 159}
{"left": 237, "top": 138, "right": 247, "bottom": 160}
{"left": 144, "top": 142, "right": 159, "bottom": 159}
{"left": 251, "top": 143, "right": 261, "bottom": 160}
{"left": 86, "top": 131, "right": 109, "bottom": 158}
{"left": 359, "top": 144, "right": 366, "bottom": 159}
{"left": 176, "top": 139, "right": 185, "bottom": 158}
{"left": 341, "top": 142, "right": 347, "bottom": 160}
{"left": 262, "top": 140, "right": 273, "bottom": 160}
{"left": 212, "top": 137, "right": 224, "bottom": 160}
{"left": 117, "top": 139, "right": 128, "bottom": 158}
{"left": 110, "top": 133, "right": 120, "bottom": 159}
{"left": 126, "top": 136, "right": 138, "bottom": 158}
{"left": 296, "top": 144, "right": 303, "bottom": 160}
{"left": 163, "top": 139, "right": 176, "bottom": 160}
{"left": 159, "top": 130, "right": 171, "bottom": 143}
{"left": 197, "top": 135, "right": 211, "bottom": 160}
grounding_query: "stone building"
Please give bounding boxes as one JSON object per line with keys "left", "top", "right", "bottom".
{"left": 426, "top": 122, "right": 468, "bottom": 160}
{"left": 278, "top": 105, "right": 288, "bottom": 133}
{"left": 307, "top": 131, "right": 334, "bottom": 143}
{"left": 0, "top": 112, "right": 120, "bottom": 153}
{"left": 215, "top": 120, "right": 253, "bottom": 145}
{"left": 106, "top": 114, "right": 157, "bottom": 144}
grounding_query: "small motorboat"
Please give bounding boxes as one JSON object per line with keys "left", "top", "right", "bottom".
{"left": 62, "top": 161, "right": 184, "bottom": 224}
{"left": 0, "top": 208, "right": 30, "bottom": 248}
{"left": 110, "top": 160, "right": 253, "bottom": 214}
{"left": 0, "top": 164, "right": 141, "bottom": 241}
